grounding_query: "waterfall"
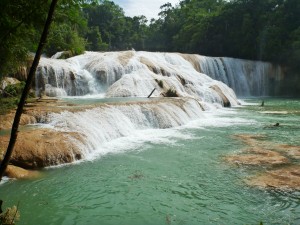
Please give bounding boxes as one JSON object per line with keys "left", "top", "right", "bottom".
{"left": 33, "top": 51, "right": 276, "bottom": 163}
{"left": 36, "top": 51, "right": 241, "bottom": 107}
{"left": 197, "top": 55, "right": 283, "bottom": 96}
{"left": 46, "top": 98, "right": 207, "bottom": 159}
{"left": 36, "top": 51, "right": 283, "bottom": 99}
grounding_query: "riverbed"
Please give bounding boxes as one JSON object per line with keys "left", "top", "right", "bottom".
{"left": 1, "top": 98, "right": 300, "bottom": 225}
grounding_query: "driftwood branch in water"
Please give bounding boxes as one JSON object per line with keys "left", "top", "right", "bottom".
{"left": 0, "top": 0, "right": 58, "bottom": 181}
{"left": 147, "top": 88, "right": 156, "bottom": 98}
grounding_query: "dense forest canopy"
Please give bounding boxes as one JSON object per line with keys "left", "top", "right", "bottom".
{"left": 0, "top": 0, "right": 299, "bottom": 94}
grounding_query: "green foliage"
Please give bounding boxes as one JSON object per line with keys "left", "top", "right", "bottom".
{"left": 155, "top": 79, "right": 164, "bottom": 88}
{"left": 0, "top": 97, "right": 19, "bottom": 115}
{"left": 0, "top": 0, "right": 88, "bottom": 76}
{"left": 83, "top": 1, "right": 127, "bottom": 50}
{"left": 44, "top": 23, "right": 86, "bottom": 56}
{"left": 164, "top": 88, "right": 178, "bottom": 97}
{"left": 3, "top": 82, "right": 26, "bottom": 97}
{"left": 44, "top": 1, "right": 89, "bottom": 56}
{"left": 1, "top": 0, "right": 299, "bottom": 96}
{"left": 0, "top": 0, "right": 49, "bottom": 76}
{"left": 83, "top": 1, "right": 149, "bottom": 50}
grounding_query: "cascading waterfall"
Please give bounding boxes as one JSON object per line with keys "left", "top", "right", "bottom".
{"left": 197, "top": 55, "right": 283, "bottom": 96}
{"left": 46, "top": 98, "right": 207, "bottom": 159}
{"left": 36, "top": 51, "right": 283, "bottom": 99}
{"left": 32, "top": 50, "right": 283, "bottom": 162}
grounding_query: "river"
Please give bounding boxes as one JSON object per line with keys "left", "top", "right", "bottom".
{"left": 1, "top": 98, "right": 299, "bottom": 225}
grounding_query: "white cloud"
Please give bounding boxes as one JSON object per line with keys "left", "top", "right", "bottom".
{"left": 113, "top": 0, "right": 180, "bottom": 20}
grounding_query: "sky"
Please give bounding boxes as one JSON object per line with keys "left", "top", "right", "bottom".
{"left": 113, "top": 0, "right": 181, "bottom": 20}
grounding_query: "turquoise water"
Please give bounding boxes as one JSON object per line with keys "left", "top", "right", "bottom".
{"left": 1, "top": 98, "right": 300, "bottom": 225}
{"left": 62, "top": 97, "right": 153, "bottom": 105}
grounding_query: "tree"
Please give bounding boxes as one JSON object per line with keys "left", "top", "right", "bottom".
{"left": 44, "top": 0, "right": 89, "bottom": 56}
{"left": 83, "top": 0, "right": 127, "bottom": 50}
{"left": 0, "top": 0, "right": 49, "bottom": 77}
{"left": 0, "top": 0, "right": 58, "bottom": 181}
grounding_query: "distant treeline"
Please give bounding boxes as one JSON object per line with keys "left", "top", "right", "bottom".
{"left": 1, "top": 0, "right": 299, "bottom": 94}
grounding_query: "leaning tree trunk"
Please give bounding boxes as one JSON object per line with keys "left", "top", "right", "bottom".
{"left": 0, "top": 0, "right": 58, "bottom": 181}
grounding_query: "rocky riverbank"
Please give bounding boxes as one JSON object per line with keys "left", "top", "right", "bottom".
{"left": 0, "top": 98, "right": 83, "bottom": 178}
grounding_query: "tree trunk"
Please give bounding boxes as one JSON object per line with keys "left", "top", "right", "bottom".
{"left": 0, "top": 0, "right": 58, "bottom": 181}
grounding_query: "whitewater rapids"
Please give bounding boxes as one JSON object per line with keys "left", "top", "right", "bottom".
{"left": 36, "top": 51, "right": 242, "bottom": 107}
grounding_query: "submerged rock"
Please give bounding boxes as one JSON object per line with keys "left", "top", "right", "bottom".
{"left": 228, "top": 133, "right": 300, "bottom": 190}
{"left": 226, "top": 148, "right": 289, "bottom": 166}
{"left": 4, "top": 165, "right": 41, "bottom": 179}
{"left": 276, "top": 144, "right": 300, "bottom": 160}
{"left": 233, "top": 134, "right": 269, "bottom": 146}
{"left": 246, "top": 166, "right": 300, "bottom": 190}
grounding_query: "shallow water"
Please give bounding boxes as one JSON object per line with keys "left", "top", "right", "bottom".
{"left": 1, "top": 98, "right": 300, "bottom": 225}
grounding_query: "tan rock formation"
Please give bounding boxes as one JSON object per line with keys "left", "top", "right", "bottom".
{"left": 179, "top": 54, "right": 201, "bottom": 72}
{"left": 210, "top": 85, "right": 231, "bottom": 107}
{"left": 233, "top": 134, "right": 268, "bottom": 146}
{"left": 226, "top": 148, "right": 289, "bottom": 165}
{"left": 118, "top": 51, "right": 134, "bottom": 67}
{"left": 246, "top": 166, "right": 300, "bottom": 190}
{"left": 0, "top": 113, "right": 36, "bottom": 130}
{"left": 276, "top": 144, "right": 300, "bottom": 159}
{"left": 0, "top": 98, "right": 61, "bottom": 130}
{"left": 4, "top": 165, "right": 41, "bottom": 179}
{"left": 0, "top": 77, "right": 20, "bottom": 91}
{"left": 0, "top": 129, "right": 84, "bottom": 169}
{"left": 228, "top": 133, "right": 300, "bottom": 190}
{"left": 140, "top": 56, "right": 159, "bottom": 74}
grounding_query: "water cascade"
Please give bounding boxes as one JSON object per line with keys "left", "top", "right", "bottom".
{"left": 197, "top": 55, "right": 283, "bottom": 96}
{"left": 32, "top": 50, "right": 277, "bottom": 162}
{"left": 9, "top": 50, "right": 247, "bottom": 166}
{"left": 46, "top": 98, "right": 207, "bottom": 160}
{"left": 36, "top": 51, "right": 283, "bottom": 99}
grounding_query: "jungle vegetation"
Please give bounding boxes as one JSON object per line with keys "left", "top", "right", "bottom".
{"left": 0, "top": 0, "right": 299, "bottom": 94}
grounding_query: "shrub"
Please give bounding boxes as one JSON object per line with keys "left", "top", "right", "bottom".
{"left": 3, "top": 82, "right": 25, "bottom": 97}
{"left": 155, "top": 79, "right": 164, "bottom": 88}
{"left": 164, "top": 88, "right": 178, "bottom": 97}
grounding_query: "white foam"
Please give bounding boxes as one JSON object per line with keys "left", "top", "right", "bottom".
{"left": 259, "top": 111, "right": 289, "bottom": 115}
{"left": 42, "top": 100, "right": 255, "bottom": 163}
{"left": 0, "top": 176, "right": 10, "bottom": 185}
{"left": 36, "top": 51, "right": 242, "bottom": 106}
{"left": 62, "top": 93, "right": 106, "bottom": 99}
{"left": 84, "top": 128, "right": 197, "bottom": 161}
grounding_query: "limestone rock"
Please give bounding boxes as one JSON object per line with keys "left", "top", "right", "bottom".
{"left": 210, "top": 85, "right": 231, "bottom": 107}
{"left": 0, "top": 129, "right": 84, "bottom": 169}
{"left": 246, "top": 166, "right": 300, "bottom": 190}
{"left": 0, "top": 112, "right": 36, "bottom": 130}
{"left": 0, "top": 77, "right": 20, "bottom": 92}
{"left": 276, "top": 144, "right": 300, "bottom": 159}
{"left": 226, "top": 148, "right": 289, "bottom": 166}
{"left": 5, "top": 165, "right": 41, "bottom": 179}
